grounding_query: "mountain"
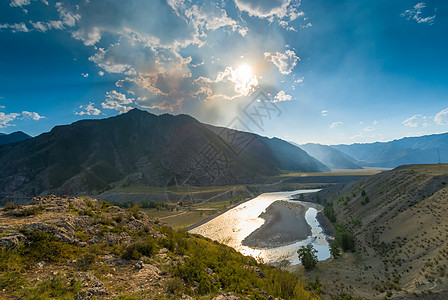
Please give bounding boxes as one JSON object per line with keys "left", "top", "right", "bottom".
{"left": 299, "top": 143, "right": 362, "bottom": 169}
{"left": 332, "top": 132, "right": 448, "bottom": 168}
{"left": 0, "top": 131, "right": 31, "bottom": 146}
{"left": 303, "top": 164, "right": 448, "bottom": 299}
{"left": 0, "top": 109, "right": 328, "bottom": 204}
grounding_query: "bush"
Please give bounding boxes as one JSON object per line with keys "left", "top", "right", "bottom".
{"left": 121, "top": 238, "right": 157, "bottom": 260}
{"left": 334, "top": 224, "right": 355, "bottom": 252}
{"left": 77, "top": 252, "right": 96, "bottom": 271}
{"left": 297, "top": 245, "right": 318, "bottom": 270}
{"left": 4, "top": 202, "right": 20, "bottom": 211}
{"left": 323, "top": 202, "right": 336, "bottom": 223}
{"left": 330, "top": 241, "right": 341, "bottom": 258}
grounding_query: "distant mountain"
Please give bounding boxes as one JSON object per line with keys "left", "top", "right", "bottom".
{"left": 299, "top": 143, "right": 362, "bottom": 170}
{"left": 0, "top": 131, "right": 31, "bottom": 146}
{"left": 332, "top": 132, "right": 448, "bottom": 168}
{"left": 0, "top": 109, "right": 328, "bottom": 203}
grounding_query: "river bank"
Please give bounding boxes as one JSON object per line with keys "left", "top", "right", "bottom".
{"left": 242, "top": 201, "right": 311, "bottom": 248}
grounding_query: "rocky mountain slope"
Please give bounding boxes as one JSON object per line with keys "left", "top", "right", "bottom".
{"left": 0, "top": 196, "right": 319, "bottom": 299}
{"left": 0, "top": 109, "right": 328, "bottom": 205}
{"left": 299, "top": 143, "right": 362, "bottom": 170}
{"left": 332, "top": 132, "right": 448, "bottom": 167}
{"left": 303, "top": 164, "right": 448, "bottom": 299}
{"left": 0, "top": 131, "right": 31, "bottom": 146}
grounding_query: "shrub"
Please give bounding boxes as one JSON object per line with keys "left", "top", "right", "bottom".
{"left": 297, "top": 245, "right": 318, "bottom": 270}
{"left": 330, "top": 241, "right": 341, "bottom": 258}
{"left": 4, "top": 202, "right": 20, "bottom": 211}
{"left": 121, "top": 238, "right": 157, "bottom": 260}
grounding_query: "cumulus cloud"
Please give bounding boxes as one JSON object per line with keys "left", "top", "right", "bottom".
{"left": 321, "top": 110, "right": 328, "bottom": 117}
{"left": 22, "top": 111, "right": 45, "bottom": 120}
{"left": 101, "top": 90, "right": 134, "bottom": 114}
{"left": 272, "top": 90, "right": 293, "bottom": 102}
{"left": 264, "top": 50, "right": 299, "bottom": 74}
{"left": 434, "top": 108, "right": 448, "bottom": 125}
{"left": 401, "top": 2, "right": 436, "bottom": 25}
{"left": 234, "top": 0, "right": 303, "bottom": 26}
{"left": 3, "top": 0, "right": 306, "bottom": 112}
{"left": 75, "top": 102, "right": 101, "bottom": 116}
{"left": 330, "top": 121, "right": 343, "bottom": 129}
{"left": 0, "top": 112, "right": 20, "bottom": 128}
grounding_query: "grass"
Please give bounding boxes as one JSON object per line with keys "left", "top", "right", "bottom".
{"left": 111, "top": 184, "right": 247, "bottom": 194}
{"left": 143, "top": 196, "right": 247, "bottom": 229}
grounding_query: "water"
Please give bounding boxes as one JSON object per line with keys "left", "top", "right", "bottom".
{"left": 189, "top": 189, "right": 331, "bottom": 265}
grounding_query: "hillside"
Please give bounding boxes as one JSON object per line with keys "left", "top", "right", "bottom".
{"left": 0, "top": 196, "right": 320, "bottom": 299}
{"left": 302, "top": 164, "right": 448, "bottom": 299}
{"left": 0, "top": 131, "right": 31, "bottom": 146}
{"left": 332, "top": 132, "right": 448, "bottom": 167}
{"left": 0, "top": 109, "right": 328, "bottom": 205}
{"left": 299, "top": 143, "right": 362, "bottom": 170}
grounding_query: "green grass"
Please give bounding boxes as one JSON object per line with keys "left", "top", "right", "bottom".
{"left": 112, "top": 184, "right": 246, "bottom": 194}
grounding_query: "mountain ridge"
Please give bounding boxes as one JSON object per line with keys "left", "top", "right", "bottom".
{"left": 0, "top": 131, "right": 31, "bottom": 146}
{"left": 0, "top": 109, "right": 328, "bottom": 204}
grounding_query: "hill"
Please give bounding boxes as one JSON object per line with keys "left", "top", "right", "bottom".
{"left": 301, "top": 164, "right": 448, "bottom": 299}
{"left": 332, "top": 132, "right": 448, "bottom": 167}
{"left": 0, "top": 195, "right": 320, "bottom": 299}
{"left": 0, "top": 131, "right": 31, "bottom": 146}
{"left": 0, "top": 109, "right": 328, "bottom": 204}
{"left": 299, "top": 143, "right": 362, "bottom": 170}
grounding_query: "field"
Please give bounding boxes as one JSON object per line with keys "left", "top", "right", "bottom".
{"left": 143, "top": 196, "right": 247, "bottom": 229}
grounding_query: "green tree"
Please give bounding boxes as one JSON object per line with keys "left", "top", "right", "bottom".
{"left": 330, "top": 241, "right": 340, "bottom": 258}
{"left": 297, "top": 245, "right": 318, "bottom": 270}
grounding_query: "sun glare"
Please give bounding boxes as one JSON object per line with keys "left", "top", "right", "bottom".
{"left": 236, "top": 63, "right": 253, "bottom": 82}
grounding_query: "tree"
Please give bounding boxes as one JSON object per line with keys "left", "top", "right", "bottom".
{"left": 297, "top": 245, "right": 318, "bottom": 270}
{"left": 330, "top": 241, "right": 341, "bottom": 258}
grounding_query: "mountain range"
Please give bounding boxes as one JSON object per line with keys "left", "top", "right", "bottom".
{"left": 332, "top": 132, "right": 448, "bottom": 168}
{"left": 0, "top": 131, "right": 31, "bottom": 146}
{"left": 298, "top": 143, "right": 362, "bottom": 169}
{"left": 0, "top": 109, "right": 328, "bottom": 204}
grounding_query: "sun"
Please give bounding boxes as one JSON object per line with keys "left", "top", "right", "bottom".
{"left": 236, "top": 63, "right": 253, "bottom": 82}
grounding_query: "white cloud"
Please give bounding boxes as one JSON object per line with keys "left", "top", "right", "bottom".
{"left": 22, "top": 111, "right": 45, "bottom": 120}
{"left": 0, "top": 112, "right": 20, "bottom": 128}
{"left": 98, "top": 71, "right": 104, "bottom": 76}
{"left": 264, "top": 50, "right": 299, "bottom": 74}
{"left": 272, "top": 90, "right": 293, "bottom": 102}
{"left": 234, "top": 0, "right": 304, "bottom": 27}
{"left": 363, "top": 126, "right": 375, "bottom": 132}
{"left": 81, "top": 73, "right": 89, "bottom": 78}
{"left": 434, "top": 108, "right": 448, "bottom": 125}
{"left": 101, "top": 90, "right": 134, "bottom": 114}
{"left": 402, "top": 114, "right": 432, "bottom": 128}
{"left": 75, "top": 102, "right": 101, "bottom": 116}
{"left": 0, "top": 22, "right": 29, "bottom": 32}
{"left": 321, "top": 110, "right": 328, "bottom": 117}
{"left": 330, "top": 121, "right": 343, "bottom": 129}
{"left": 401, "top": 2, "right": 436, "bottom": 25}
{"left": 402, "top": 115, "right": 420, "bottom": 127}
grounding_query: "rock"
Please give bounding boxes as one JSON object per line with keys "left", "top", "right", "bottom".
{"left": 135, "top": 261, "right": 144, "bottom": 270}
{"left": 213, "top": 292, "right": 240, "bottom": 300}
{"left": 0, "top": 233, "right": 26, "bottom": 248}
{"left": 243, "top": 265, "right": 266, "bottom": 279}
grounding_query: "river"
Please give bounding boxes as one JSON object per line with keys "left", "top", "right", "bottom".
{"left": 189, "top": 189, "right": 331, "bottom": 265}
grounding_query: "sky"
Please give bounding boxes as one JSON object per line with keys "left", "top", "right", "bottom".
{"left": 0, "top": 0, "right": 447, "bottom": 145}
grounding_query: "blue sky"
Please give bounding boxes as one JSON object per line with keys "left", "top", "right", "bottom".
{"left": 0, "top": 0, "right": 447, "bottom": 145}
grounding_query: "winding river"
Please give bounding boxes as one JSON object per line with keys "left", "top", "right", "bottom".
{"left": 189, "top": 189, "right": 330, "bottom": 265}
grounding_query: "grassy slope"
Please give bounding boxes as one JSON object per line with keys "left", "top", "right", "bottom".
{"left": 0, "top": 196, "right": 321, "bottom": 300}
{"left": 301, "top": 164, "right": 448, "bottom": 299}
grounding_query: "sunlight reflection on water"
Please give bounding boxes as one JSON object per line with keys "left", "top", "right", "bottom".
{"left": 189, "top": 189, "right": 330, "bottom": 265}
